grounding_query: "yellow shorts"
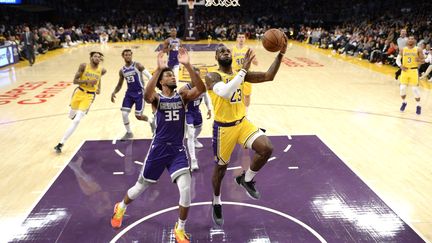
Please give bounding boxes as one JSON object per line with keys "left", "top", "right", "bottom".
{"left": 243, "top": 82, "right": 252, "bottom": 96}
{"left": 400, "top": 69, "right": 419, "bottom": 86}
{"left": 70, "top": 88, "right": 95, "bottom": 111}
{"left": 212, "top": 117, "right": 262, "bottom": 164}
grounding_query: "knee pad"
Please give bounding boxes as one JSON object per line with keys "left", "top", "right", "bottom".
{"left": 127, "top": 177, "right": 151, "bottom": 200}
{"left": 399, "top": 84, "right": 407, "bottom": 96}
{"left": 122, "top": 110, "right": 130, "bottom": 124}
{"left": 176, "top": 173, "right": 191, "bottom": 207}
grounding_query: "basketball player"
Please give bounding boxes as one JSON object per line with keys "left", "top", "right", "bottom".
{"left": 111, "top": 48, "right": 206, "bottom": 243}
{"left": 163, "top": 27, "right": 182, "bottom": 81}
{"left": 179, "top": 68, "right": 213, "bottom": 172}
{"left": 111, "top": 49, "right": 153, "bottom": 141}
{"left": 395, "top": 29, "right": 408, "bottom": 80}
{"left": 206, "top": 36, "right": 287, "bottom": 226}
{"left": 396, "top": 35, "right": 424, "bottom": 115}
{"left": 232, "top": 32, "right": 258, "bottom": 110}
{"left": 54, "top": 52, "right": 106, "bottom": 153}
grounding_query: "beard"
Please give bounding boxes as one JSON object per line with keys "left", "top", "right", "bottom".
{"left": 218, "top": 58, "right": 232, "bottom": 67}
{"left": 166, "top": 83, "right": 177, "bottom": 90}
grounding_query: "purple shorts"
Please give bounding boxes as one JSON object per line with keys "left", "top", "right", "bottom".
{"left": 141, "top": 142, "right": 190, "bottom": 182}
{"left": 186, "top": 111, "right": 203, "bottom": 127}
{"left": 121, "top": 91, "right": 143, "bottom": 115}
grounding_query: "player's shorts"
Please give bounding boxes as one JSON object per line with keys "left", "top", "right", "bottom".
{"left": 186, "top": 110, "right": 203, "bottom": 127}
{"left": 70, "top": 87, "right": 95, "bottom": 112}
{"left": 400, "top": 68, "right": 419, "bottom": 86}
{"left": 212, "top": 117, "right": 264, "bottom": 165}
{"left": 141, "top": 142, "right": 190, "bottom": 183}
{"left": 121, "top": 91, "right": 144, "bottom": 115}
{"left": 243, "top": 82, "right": 252, "bottom": 96}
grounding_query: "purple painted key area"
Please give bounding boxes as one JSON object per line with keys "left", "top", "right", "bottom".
{"left": 10, "top": 136, "right": 425, "bottom": 242}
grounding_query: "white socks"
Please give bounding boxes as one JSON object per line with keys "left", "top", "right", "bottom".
{"left": 245, "top": 168, "right": 258, "bottom": 182}
{"left": 177, "top": 218, "right": 186, "bottom": 230}
{"left": 213, "top": 194, "right": 221, "bottom": 205}
{"left": 119, "top": 201, "right": 127, "bottom": 209}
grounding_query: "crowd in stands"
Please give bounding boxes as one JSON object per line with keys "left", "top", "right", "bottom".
{"left": 0, "top": 0, "right": 431, "bottom": 79}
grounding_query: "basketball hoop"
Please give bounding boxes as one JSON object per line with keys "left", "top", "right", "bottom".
{"left": 188, "top": 0, "right": 195, "bottom": 9}
{"left": 205, "top": 0, "right": 240, "bottom": 7}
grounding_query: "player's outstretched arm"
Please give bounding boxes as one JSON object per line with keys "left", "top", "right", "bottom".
{"left": 111, "top": 70, "right": 124, "bottom": 103}
{"left": 245, "top": 34, "right": 287, "bottom": 83}
{"left": 144, "top": 52, "right": 165, "bottom": 106}
{"left": 178, "top": 47, "right": 206, "bottom": 103}
{"left": 96, "top": 68, "right": 106, "bottom": 95}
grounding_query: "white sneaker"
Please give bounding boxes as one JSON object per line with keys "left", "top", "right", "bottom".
{"left": 194, "top": 139, "right": 203, "bottom": 148}
{"left": 190, "top": 159, "right": 199, "bottom": 171}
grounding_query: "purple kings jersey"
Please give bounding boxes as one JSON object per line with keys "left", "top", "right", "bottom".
{"left": 121, "top": 62, "right": 144, "bottom": 93}
{"left": 168, "top": 38, "right": 180, "bottom": 68}
{"left": 185, "top": 83, "right": 203, "bottom": 114}
{"left": 153, "top": 92, "right": 186, "bottom": 145}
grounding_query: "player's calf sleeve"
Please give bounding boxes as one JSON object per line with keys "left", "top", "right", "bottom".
{"left": 122, "top": 110, "right": 130, "bottom": 125}
{"left": 61, "top": 111, "right": 85, "bottom": 144}
{"left": 412, "top": 86, "right": 421, "bottom": 99}
{"left": 186, "top": 126, "right": 196, "bottom": 159}
{"left": 194, "top": 126, "right": 202, "bottom": 138}
{"left": 127, "top": 177, "right": 151, "bottom": 200}
{"left": 399, "top": 84, "right": 407, "bottom": 96}
{"left": 176, "top": 173, "right": 191, "bottom": 207}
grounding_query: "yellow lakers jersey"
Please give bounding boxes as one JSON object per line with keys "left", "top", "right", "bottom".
{"left": 79, "top": 64, "right": 102, "bottom": 92}
{"left": 209, "top": 70, "right": 246, "bottom": 123}
{"left": 232, "top": 45, "right": 249, "bottom": 72}
{"left": 402, "top": 47, "right": 419, "bottom": 68}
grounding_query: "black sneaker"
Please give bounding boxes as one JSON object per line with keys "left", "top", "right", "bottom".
{"left": 400, "top": 102, "right": 407, "bottom": 112}
{"left": 235, "top": 171, "right": 261, "bottom": 199}
{"left": 54, "top": 143, "right": 63, "bottom": 153}
{"left": 212, "top": 203, "right": 224, "bottom": 226}
{"left": 416, "top": 106, "right": 421, "bottom": 115}
{"left": 120, "top": 132, "right": 133, "bottom": 141}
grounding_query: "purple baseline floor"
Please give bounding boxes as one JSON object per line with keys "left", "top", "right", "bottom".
{"left": 10, "top": 136, "right": 425, "bottom": 243}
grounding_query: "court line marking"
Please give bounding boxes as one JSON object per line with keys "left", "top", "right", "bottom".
{"left": 113, "top": 172, "right": 124, "bottom": 175}
{"left": 112, "top": 139, "right": 117, "bottom": 145}
{"left": 109, "top": 201, "right": 327, "bottom": 243}
{"left": 227, "top": 166, "right": 242, "bottom": 171}
{"left": 287, "top": 135, "right": 292, "bottom": 140}
{"left": 115, "top": 149, "right": 125, "bottom": 157}
{"left": 284, "top": 144, "right": 292, "bottom": 152}
{"left": 268, "top": 157, "right": 276, "bottom": 162}
{"left": 288, "top": 166, "right": 299, "bottom": 170}
{"left": 3, "top": 141, "right": 86, "bottom": 243}
{"left": 314, "top": 134, "right": 430, "bottom": 243}
{"left": 134, "top": 161, "right": 144, "bottom": 166}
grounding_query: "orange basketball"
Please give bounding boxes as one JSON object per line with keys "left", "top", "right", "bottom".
{"left": 262, "top": 29, "right": 285, "bottom": 52}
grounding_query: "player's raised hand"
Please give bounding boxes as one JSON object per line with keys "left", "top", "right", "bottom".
{"left": 157, "top": 51, "right": 167, "bottom": 69}
{"left": 178, "top": 47, "right": 190, "bottom": 65}
{"left": 242, "top": 48, "right": 256, "bottom": 71}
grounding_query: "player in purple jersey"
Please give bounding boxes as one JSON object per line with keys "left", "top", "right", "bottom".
{"left": 111, "top": 48, "right": 206, "bottom": 243}
{"left": 179, "top": 74, "right": 212, "bottom": 172}
{"left": 163, "top": 27, "right": 182, "bottom": 81}
{"left": 111, "top": 49, "right": 153, "bottom": 140}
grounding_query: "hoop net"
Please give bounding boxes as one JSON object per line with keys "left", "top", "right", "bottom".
{"left": 187, "top": 0, "right": 195, "bottom": 9}
{"left": 205, "top": 0, "right": 240, "bottom": 7}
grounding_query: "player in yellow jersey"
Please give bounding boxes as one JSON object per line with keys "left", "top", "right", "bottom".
{"left": 396, "top": 35, "right": 424, "bottom": 115}
{"left": 232, "top": 32, "right": 258, "bottom": 110}
{"left": 205, "top": 35, "right": 287, "bottom": 226}
{"left": 54, "top": 52, "right": 107, "bottom": 153}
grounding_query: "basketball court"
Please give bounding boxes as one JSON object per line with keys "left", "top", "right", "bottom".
{"left": 1, "top": 1, "right": 432, "bottom": 242}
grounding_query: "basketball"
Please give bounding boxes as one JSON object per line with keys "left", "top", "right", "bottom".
{"left": 262, "top": 29, "right": 285, "bottom": 52}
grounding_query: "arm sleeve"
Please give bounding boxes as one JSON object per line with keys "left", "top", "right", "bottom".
{"left": 396, "top": 55, "right": 402, "bottom": 67}
{"left": 212, "top": 69, "right": 247, "bottom": 99}
{"left": 203, "top": 92, "right": 213, "bottom": 110}
{"left": 143, "top": 69, "right": 152, "bottom": 80}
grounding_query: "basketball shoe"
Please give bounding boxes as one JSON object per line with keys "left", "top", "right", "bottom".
{"left": 174, "top": 222, "right": 190, "bottom": 243}
{"left": 111, "top": 203, "right": 126, "bottom": 228}
{"left": 235, "top": 171, "right": 261, "bottom": 199}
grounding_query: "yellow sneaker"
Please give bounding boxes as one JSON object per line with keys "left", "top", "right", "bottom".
{"left": 174, "top": 222, "right": 190, "bottom": 243}
{"left": 111, "top": 203, "right": 126, "bottom": 228}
